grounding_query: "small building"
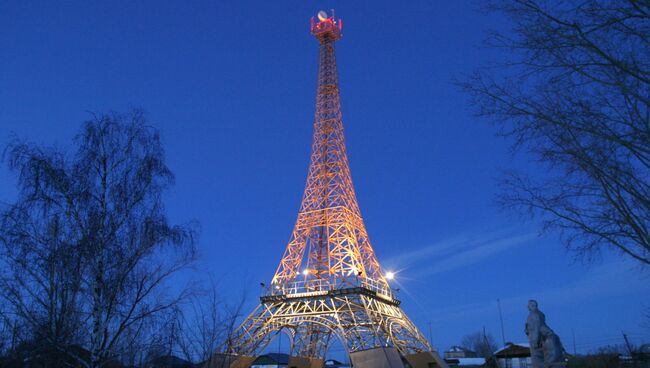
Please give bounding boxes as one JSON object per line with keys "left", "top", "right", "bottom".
{"left": 494, "top": 342, "right": 531, "bottom": 368}
{"left": 250, "top": 353, "right": 289, "bottom": 368}
{"left": 445, "top": 346, "right": 478, "bottom": 359}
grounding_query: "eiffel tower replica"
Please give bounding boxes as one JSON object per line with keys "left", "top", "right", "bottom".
{"left": 214, "top": 11, "right": 448, "bottom": 368}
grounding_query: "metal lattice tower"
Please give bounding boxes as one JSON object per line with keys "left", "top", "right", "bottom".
{"left": 220, "top": 11, "right": 443, "bottom": 368}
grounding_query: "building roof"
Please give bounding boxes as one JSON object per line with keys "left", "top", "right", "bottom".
{"left": 446, "top": 345, "right": 475, "bottom": 353}
{"left": 494, "top": 342, "right": 531, "bottom": 358}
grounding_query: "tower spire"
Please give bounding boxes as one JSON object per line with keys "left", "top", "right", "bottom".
{"left": 271, "top": 9, "right": 386, "bottom": 291}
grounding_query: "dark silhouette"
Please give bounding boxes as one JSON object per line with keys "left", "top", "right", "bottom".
{"left": 0, "top": 110, "right": 197, "bottom": 367}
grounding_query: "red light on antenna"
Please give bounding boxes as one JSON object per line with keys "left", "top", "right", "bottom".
{"left": 311, "top": 10, "right": 342, "bottom": 41}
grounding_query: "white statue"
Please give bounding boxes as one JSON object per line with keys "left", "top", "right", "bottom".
{"left": 524, "top": 300, "right": 565, "bottom": 368}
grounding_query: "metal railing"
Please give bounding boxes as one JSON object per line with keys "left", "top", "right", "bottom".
{"left": 267, "top": 277, "right": 393, "bottom": 300}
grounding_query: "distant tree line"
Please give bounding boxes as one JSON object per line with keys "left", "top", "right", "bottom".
{"left": 457, "top": 331, "right": 649, "bottom": 368}
{"left": 460, "top": 330, "right": 498, "bottom": 361}
{"left": 0, "top": 110, "right": 243, "bottom": 367}
{"left": 568, "top": 343, "right": 650, "bottom": 368}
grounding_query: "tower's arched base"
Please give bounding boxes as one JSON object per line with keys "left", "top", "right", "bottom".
{"left": 214, "top": 287, "right": 449, "bottom": 368}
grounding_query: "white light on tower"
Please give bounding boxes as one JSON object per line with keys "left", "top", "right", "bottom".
{"left": 385, "top": 271, "right": 395, "bottom": 280}
{"left": 302, "top": 269, "right": 309, "bottom": 276}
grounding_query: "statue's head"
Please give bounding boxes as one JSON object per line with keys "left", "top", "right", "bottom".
{"left": 528, "top": 299, "right": 538, "bottom": 311}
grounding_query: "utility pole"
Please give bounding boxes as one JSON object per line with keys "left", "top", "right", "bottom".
{"left": 623, "top": 331, "right": 636, "bottom": 367}
{"left": 623, "top": 331, "right": 633, "bottom": 353}
{"left": 482, "top": 325, "right": 497, "bottom": 367}
{"left": 572, "top": 329, "right": 576, "bottom": 356}
{"left": 497, "top": 298, "right": 506, "bottom": 346}
{"left": 428, "top": 321, "right": 433, "bottom": 346}
{"left": 483, "top": 326, "right": 491, "bottom": 353}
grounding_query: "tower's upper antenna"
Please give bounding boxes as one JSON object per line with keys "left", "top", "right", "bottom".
{"left": 311, "top": 9, "right": 342, "bottom": 42}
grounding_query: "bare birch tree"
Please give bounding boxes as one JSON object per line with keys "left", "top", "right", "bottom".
{"left": 460, "top": 0, "right": 650, "bottom": 265}
{"left": 0, "top": 109, "right": 197, "bottom": 367}
{"left": 0, "top": 143, "right": 89, "bottom": 366}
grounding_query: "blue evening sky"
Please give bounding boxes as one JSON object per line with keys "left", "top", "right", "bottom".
{"left": 1, "top": 0, "right": 648, "bottom": 357}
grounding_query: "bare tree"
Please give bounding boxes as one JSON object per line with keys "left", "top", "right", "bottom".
{"left": 112, "top": 316, "right": 152, "bottom": 367}
{"left": 0, "top": 109, "right": 197, "bottom": 367}
{"left": 175, "top": 282, "right": 246, "bottom": 365}
{"left": 0, "top": 143, "right": 88, "bottom": 366}
{"left": 461, "top": 330, "right": 498, "bottom": 359}
{"left": 0, "top": 311, "right": 26, "bottom": 365}
{"left": 460, "top": 1, "right": 650, "bottom": 265}
{"left": 0, "top": 311, "right": 10, "bottom": 359}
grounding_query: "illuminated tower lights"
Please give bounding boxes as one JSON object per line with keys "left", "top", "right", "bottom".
{"left": 213, "top": 11, "right": 449, "bottom": 368}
